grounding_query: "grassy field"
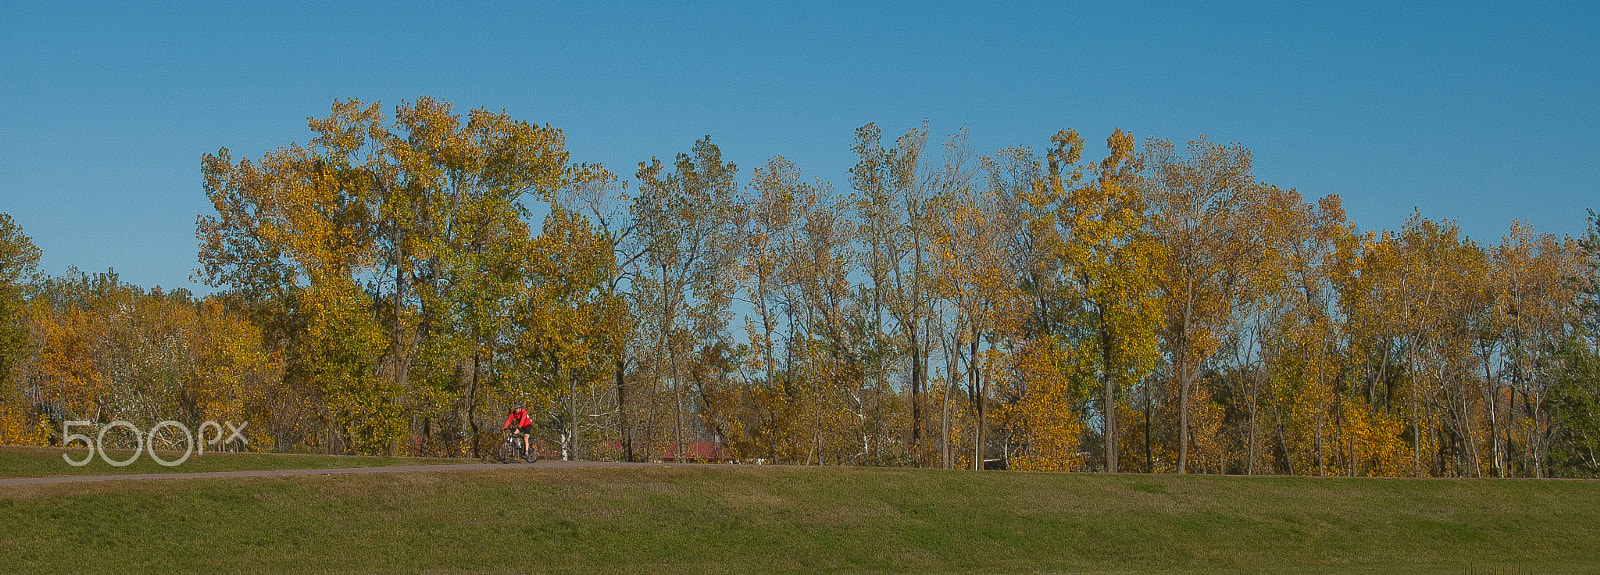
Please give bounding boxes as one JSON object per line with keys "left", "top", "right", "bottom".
{"left": 0, "top": 445, "right": 462, "bottom": 478}
{"left": 2, "top": 462, "right": 1597, "bottom": 574}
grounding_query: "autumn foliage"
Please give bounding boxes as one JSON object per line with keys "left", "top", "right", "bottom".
{"left": 2, "top": 98, "right": 1597, "bottom": 477}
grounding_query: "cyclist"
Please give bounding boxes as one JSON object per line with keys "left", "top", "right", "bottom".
{"left": 503, "top": 404, "right": 534, "bottom": 461}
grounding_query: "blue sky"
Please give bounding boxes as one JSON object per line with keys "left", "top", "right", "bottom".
{"left": 3, "top": 2, "right": 1597, "bottom": 292}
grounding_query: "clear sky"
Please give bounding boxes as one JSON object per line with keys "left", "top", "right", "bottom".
{"left": 3, "top": 2, "right": 1597, "bottom": 292}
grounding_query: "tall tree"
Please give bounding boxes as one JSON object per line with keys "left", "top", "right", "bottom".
{"left": 561, "top": 170, "right": 644, "bottom": 461}
{"left": 851, "top": 122, "right": 947, "bottom": 463}
{"left": 1548, "top": 210, "right": 1600, "bottom": 476}
{"left": 198, "top": 97, "right": 578, "bottom": 455}
{"left": 1033, "top": 129, "right": 1164, "bottom": 473}
{"left": 0, "top": 214, "right": 40, "bottom": 396}
{"left": 1142, "top": 136, "right": 1261, "bottom": 474}
{"left": 1491, "top": 220, "right": 1585, "bottom": 477}
{"left": 518, "top": 206, "right": 616, "bottom": 460}
{"left": 199, "top": 100, "right": 392, "bottom": 453}
{"left": 632, "top": 136, "right": 742, "bottom": 461}
{"left": 0, "top": 215, "right": 42, "bottom": 443}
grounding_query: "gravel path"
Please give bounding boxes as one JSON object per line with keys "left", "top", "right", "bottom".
{"left": 0, "top": 460, "right": 663, "bottom": 487}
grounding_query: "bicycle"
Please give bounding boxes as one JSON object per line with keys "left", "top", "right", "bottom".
{"left": 496, "top": 429, "right": 539, "bottom": 463}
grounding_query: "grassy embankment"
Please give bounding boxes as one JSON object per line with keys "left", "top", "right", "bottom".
{"left": 0, "top": 445, "right": 461, "bottom": 479}
{"left": 2, "top": 456, "right": 1597, "bottom": 574}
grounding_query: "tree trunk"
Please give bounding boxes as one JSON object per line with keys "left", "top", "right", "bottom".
{"left": 1104, "top": 369, "right": 1117, "bottom": 473}
{"left": 1316, "top": 414, "right": 1325, "bottom": 476}
{"left": 393, "top": 244, "right": 409, "bottom": 395}
{"left": 910, "top": 323, "right": 923, "bottom": 462}
{"left": 1274, "top": 404, "right": 1294, "bottom": 476}
{"left": 941, "top": 328, "right": 959, "bottom": 470}
{"left": 1462, "top": 390, "right": 1480, "bottom": 477}
{"left": 673, "top": 356, "right": 684, "bottom": 463}
{"left": 1144, "top": 375, "right": 1153, "bottom": 473}
{"left": 970, "top": 324, "right": 982, "bottom": 471}
{"left": 1178, "top": 278, "right": 1194, "bottom": 474}
{"left": 467, "top": 354, "right": 480, "bottom": 459}
{"left": 616, "top": 356, "right": 631, "bottom": 462}
{"left": 1247, "top": 367, "right": 1259, "bottom": 475}
{"left": 563, "top": 356, "right": 578, "bottom": 461}
{"left": 1412, "top": 381, "right": 1422, "bottom": 478}
{"left": 1485, "top": 358, "right": 1501, "bottom": 478}
{"left": 1102, "top": 314, "right": 1118, "bottom": 473}
{"left": 1316, "top": 341, "right": 1327, "bottom": 476}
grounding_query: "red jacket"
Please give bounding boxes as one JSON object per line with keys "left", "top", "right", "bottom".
{"left": 504, "top": 409, "right": 533, "bottom": 429}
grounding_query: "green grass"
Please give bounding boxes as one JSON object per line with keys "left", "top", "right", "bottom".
{"left": 0, "top": 445, "right": 461, "bottom": 478}
{"left": 2, "top": 464, "right": 1597, "bottom": 573}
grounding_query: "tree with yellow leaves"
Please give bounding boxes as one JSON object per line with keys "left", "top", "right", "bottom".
{"left": 18, "top": 270, "right": 280, "bottom": 451}
{"left": 1142, "top": 136, "right": 1261, "bottom": 474}
{"left": 1491, "top": 220, "right": 1585, "bottom": 477}
{"left": 631, "top": 136, "right": 743, "bottom": 462}
{"left": 1030, "top": 128, "right": 1164, "bottom": 473}
{"left": 199, "top": 97, "right": 581, "bottom": 455}
{"left": 514, "top": 206, "right": 617, "bottom": 460}
{"left": 850, "top": 122, "right": 946, "bottom": 463}
{"left": 0, "top": 214, "right": 41, "bottom": 443}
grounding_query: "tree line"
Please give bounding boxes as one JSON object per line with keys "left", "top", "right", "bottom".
{"left": 2, "top": 97, "right": 1597, "bottom": 477}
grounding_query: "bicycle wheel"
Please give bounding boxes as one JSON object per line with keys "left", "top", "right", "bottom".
{"left": 497, "top": 439, "right": 516, "bottom": 464}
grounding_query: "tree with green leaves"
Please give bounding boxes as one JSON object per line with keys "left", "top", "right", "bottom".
{"left": 198, "top": 97, "right": 582, "bottom": 455}
{"left": 1030, "top": 128, "right": 1165, "bottom": 473}
{"left": 1545, "top": 210, "right": 1600, "bottom": 476}
{"left": 518, "top": 206, "right": 617, "bottom": 460}
{"left": 0, "top": 214, "right": 40, "bottom": 390}
{"left": 0, "top": 214, "right": 42, "bottom": 443}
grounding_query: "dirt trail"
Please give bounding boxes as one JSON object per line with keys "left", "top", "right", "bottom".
{"left": 0, "top": 460, "right": 664, "bottom": 487}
